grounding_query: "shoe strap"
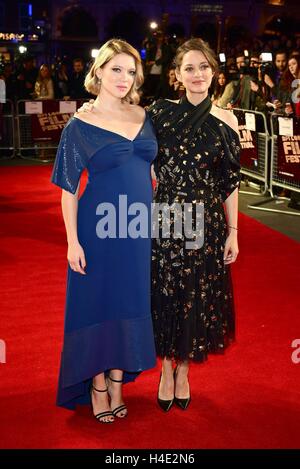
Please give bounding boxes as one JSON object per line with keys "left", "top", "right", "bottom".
{"left": 92, "top": 384, "right": 108, "bottom": 393}
{"left": 112, "top": 404, "right": 127, "bottom": 416}
{"left": 95, "top": 411, "right": 113, "bottom": 418}
{"left": 108, "top": 375, "right": 123, "bottom": 383}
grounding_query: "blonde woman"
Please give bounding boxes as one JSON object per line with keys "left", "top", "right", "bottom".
{"left": 51, "top": 39, "right": 157, "bottom": 423}
{"left": 34, "top": 64, "right": 54, "bottom": 100}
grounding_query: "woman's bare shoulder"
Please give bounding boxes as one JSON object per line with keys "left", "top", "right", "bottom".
{"left": 73, "top": 110, "right": 95, "bottom": 123}
{"left": 210, "top": 105, "right": 239, "bottom": 136}
{"left": 128, "top": 103, "right": 146, "bottom": 119}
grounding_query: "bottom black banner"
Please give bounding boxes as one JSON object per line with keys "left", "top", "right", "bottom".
{"left": 0, "top": 449, "right": 300, "bottom": 465}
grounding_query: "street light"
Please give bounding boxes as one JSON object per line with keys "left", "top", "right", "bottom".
{"left": 19, "top": 46, "right": 27, "bottom": 54}
{"left": 150, "top": 22, "right": 158, "bottom": 30}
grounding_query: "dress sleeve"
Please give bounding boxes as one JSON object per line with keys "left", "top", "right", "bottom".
{"left": 51, "top": 121, "right": 87, "bottom": 194}
{"left": 219, "top": 127, "right": 241, "bottom": 203}
{"left": 146, "top": 99, "right": 169, "bottom": 125}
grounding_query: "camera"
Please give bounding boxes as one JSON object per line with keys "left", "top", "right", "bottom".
{"left": 259, "top": 52, "right": 274, "bottom": 77}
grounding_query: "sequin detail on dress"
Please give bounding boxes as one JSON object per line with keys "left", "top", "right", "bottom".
{"left": 148, "top": 98, "right": 240, "bottom": 362}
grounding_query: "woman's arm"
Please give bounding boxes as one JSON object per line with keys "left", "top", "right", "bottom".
{"left": 47, "top": 79, "right": 55, "bottom": 99}
{"left": 61, "top": 185, "right": 86, "bottom": 274}
{"left": 223, "top": 186, "right": 239, "bottom": 265}
{"left": 225, "top": 187, "right": 238, "bottom": 230}
{"left": 215, "top": 108, "right": 239, "bottom": 265}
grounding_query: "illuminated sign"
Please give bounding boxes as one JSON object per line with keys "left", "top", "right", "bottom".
{"left": 191, "top": 4, "right": 223, "bottom": 14}
{"left": 0, "top": 33, "right": 25, "bottom": 41}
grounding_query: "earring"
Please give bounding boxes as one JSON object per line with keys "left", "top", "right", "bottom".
{"left": 98, "top": 77, "right": 101, "bottom": 84}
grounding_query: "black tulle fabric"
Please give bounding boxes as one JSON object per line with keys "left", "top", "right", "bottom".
{"left": 148, "top": 97, "right": 241, "bottom": 362}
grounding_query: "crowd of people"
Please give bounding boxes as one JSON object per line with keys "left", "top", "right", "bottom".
{"left": 0, "top": 56, "right": 92, "bottom": 103}
{"left": 140, "top": 31, "right": 300, "bottom": 116}
{"left": 0, "top": 31, "right": 299, "bottom": 116}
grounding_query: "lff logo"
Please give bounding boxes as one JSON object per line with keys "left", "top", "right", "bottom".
{"left": 0, "top": 339, "right": 6, "bottom": 364}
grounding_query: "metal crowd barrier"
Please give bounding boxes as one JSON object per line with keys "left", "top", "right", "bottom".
{"left": 16, "top": 99, "right": 87, "bottom": 162}
{"left": 232, "top": 108, "right": 270, "bottom": 196}
{"left": 270, "top": 114, "right": 300, "bottom": 195}
{"left": 248, "top": 113, "right": 300, "bottom": 217}
{"left": 0, "top": 99, "right": 15, "bottom": 159}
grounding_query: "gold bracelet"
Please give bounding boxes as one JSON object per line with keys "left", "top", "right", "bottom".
{"left": 228, "top": 225, "right": 238, "bottom": 230}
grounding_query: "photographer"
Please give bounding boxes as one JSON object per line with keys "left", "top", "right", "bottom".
{"left": 262, "top": 51, "right": 289, "bottom": 113}
{"left": 248, "top": 55, "right": 272, "bottom": 112}
{"left": 217, "top": 56, "right": 243, "bottom": 108}
{"left": 218, "top": 55, "right": 254, "bottom": 110}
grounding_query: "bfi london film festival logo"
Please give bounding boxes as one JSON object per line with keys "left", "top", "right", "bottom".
{"left": 95, "top": 195, "right": 205, "bottom": 250}
{"left": 0, "top": 339, "right": 6, "bottom": 364}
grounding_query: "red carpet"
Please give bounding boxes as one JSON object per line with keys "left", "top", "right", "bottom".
{"left": 0, "top": 165, "right": 300, "bottom": 449}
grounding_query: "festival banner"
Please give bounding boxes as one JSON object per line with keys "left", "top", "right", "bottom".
{"left": 27, "top": 100, "right": 84, "bottom": 143}
{"left": 277, "top": 117, "right": 300, "bottom": 183}
{"left": 234, "top": 110, "right": 259, "bottom": 170}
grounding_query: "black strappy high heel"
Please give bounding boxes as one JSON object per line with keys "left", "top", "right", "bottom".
{"left": 107, "top": 376, "right": 128, "bottom": 418}
{"left": 90, "top": 384, "right": 115, "bottom": 423}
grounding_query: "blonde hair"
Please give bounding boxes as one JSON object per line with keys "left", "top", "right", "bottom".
{"left": 84, "top": 38, "right": 144, "bottom": 104}
{"left": 175, "top": 38, "right": 218, "bottom": 73}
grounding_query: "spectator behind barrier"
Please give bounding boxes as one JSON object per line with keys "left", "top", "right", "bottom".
{"left": 34, "top": 64, "right": 54, "bottom": 100}
{"left": 69, "top": 58, "right": 90, "bottom": 99}
{"left": 262, "top": 50, "right": 289, "bottom": 112}
{"left": 2, "top": 63, "right": 17, "bottom": 102}
{"left": 143, "top": 32, "right": 174, "bottom": 100}
{"left": 282, "top": 55, "right": 300, "bottom": 116}
{"left": 16, "top": 56, "right": 38, "bottom": 100}
{"left": 53, "top": 62, "right": 69, "bottom": 99}
{"left": 0, "top": 76, "right": 5, "bottom": 143}
{"left": 211, "top": 71, "right": 227, "bottom": 106}
{"left": 155, "top": 65, "right": 182, "bottom": 100}
{"left": 218, "top": 55, "right": 252, "bottom": 109}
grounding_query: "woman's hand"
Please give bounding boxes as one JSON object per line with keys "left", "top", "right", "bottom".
{"left": 273, "top": 99, "right": 282, "bottom": 111}
{"left": 250, "top": 80, "right": 259, "bottom": 93}
{"left": 223, "top": 232, "right": 239, "bottom": 265}
{"left": 264, "top": 74, "right": 275, "bottom": 89}
{"left": 77, "top": 99, "right": 95, "bottom": 113}
{"left": 67, "top": 242, "right": 87, "bottom": 274}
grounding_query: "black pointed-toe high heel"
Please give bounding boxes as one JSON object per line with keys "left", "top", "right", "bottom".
{"left": 174, "top": 367, "right": 191, "bottom": 410}
{"left": 157, "top": 372, "right": 174, "bottom": 412}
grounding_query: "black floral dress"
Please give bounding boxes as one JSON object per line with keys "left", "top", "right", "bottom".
{"left": 148, "top": 96, "right": 241, "bottom": 362}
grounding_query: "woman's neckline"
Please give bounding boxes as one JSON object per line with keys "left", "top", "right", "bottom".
{"left": 180, "top": 94, "right": 211, "bottom": 108}
{"left": 72, "top": 111, "right": 148, "bottom": 143}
